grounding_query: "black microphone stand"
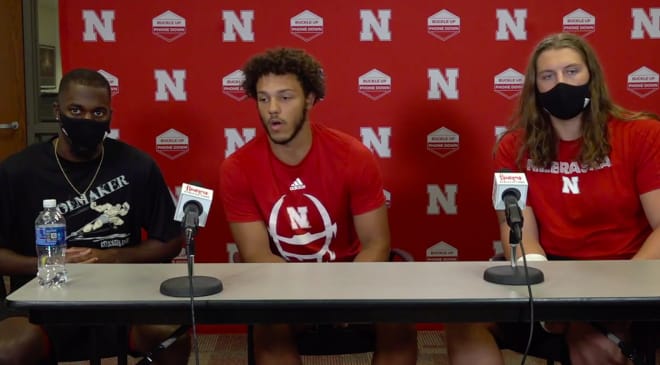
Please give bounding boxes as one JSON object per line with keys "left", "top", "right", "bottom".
{"left": 158, "top": 219, "right": 223, "bottom": 365}
{"left": 160, "top": 223, "right": 223, "bottom": 297}
{"left": 483, "top": 204, "right": 544, "bottom": 285}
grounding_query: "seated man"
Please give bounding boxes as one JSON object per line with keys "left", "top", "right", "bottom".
{"left": 0, "top": 68, "right": 190, "bottom": 364}
{"left": 220, "top": 48, "right": 418, "bottom": 365}
{"left": 445, "top": 32, "right": 660, "bottom": 365}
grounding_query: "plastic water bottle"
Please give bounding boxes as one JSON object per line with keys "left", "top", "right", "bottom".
{"left": 35, "top": 199, "right": 67, "bottom": 287}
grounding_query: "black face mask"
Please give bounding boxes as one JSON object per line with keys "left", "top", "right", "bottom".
{"left": 59, "top": 114, "right": 110, "bottom": 158}
{"left": 537, "top": 83, "right": 591, "bottom": 120}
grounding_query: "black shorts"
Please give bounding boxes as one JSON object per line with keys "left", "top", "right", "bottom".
{"left": 1, "top": 308, "right": 133, "bottom": 361}
{"left": 43, "top": 324, "right": 135, "bottom": 361}
{"left": 494, "top": 322, "right": 570, "bottom": 363}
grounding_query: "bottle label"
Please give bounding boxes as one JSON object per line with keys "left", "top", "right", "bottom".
{"left": 36, "top": 226, "right": 66, "bottom": 246}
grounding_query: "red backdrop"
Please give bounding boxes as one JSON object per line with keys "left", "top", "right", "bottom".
{"left": 59, "top": 1, "right": 660, "bottom": 264}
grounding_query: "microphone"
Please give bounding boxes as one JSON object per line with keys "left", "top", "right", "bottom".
{"left": 182, "top": 200, "right": 202, "bottom": 232}
{"left": 492, "top": 171, "right": 527, "bottom": 210}
{"left": 161, "top": 182, "right": 222, "bottom": 298}
{"left": 502, "top": 189, "right": 523, "bottom": 233}
{"left": 492, "top": 172, "right": 527, "bottom": 242}
{"left": 174, "top": 183, "right": 214, "bottom": 230}
{"left": 484, "top": 171, "right": 544, "bottom": 285}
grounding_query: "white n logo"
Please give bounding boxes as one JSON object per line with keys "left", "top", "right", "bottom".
{"left": 427, "top": 68, "right": 459, "bottom": 100}
{"left": 360, "top": 127, "right": 391, "bottom": 158}
{"left": 496, "top": 9, "right": 527, "bottom": 40}
{"left": 287, "top": 207, "right": 311, "bottom": 229}
{"left": 224, "top": 128, "right": 256, "bottom": 157}
{"left": 562, "top": 176, "right": 580, "bottom": 194}
{"left": 82, "top": 10, "right": 116, "bottom": 42}
{"left": 222, "top": 10, "right": 255, "bottom": 42}
{"left": 631, "top": 8, "right": 660, "bottom": 39}
{"left": 154, "top": 70, "right": 187, "bottom": 101}
{"left": 360, "top": 9, "right": 392, "bottom": 41}
{"left": 427, "top": 184, "right": 458, "bottom": 215}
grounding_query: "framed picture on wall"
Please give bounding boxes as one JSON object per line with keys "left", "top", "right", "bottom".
{"left": 39, "top": 45, "right": 56, "bottom": 90}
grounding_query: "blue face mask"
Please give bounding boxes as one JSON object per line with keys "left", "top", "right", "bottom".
{"left": 60, "top": 114, "right": 110, "bottom": 158}
{"left": 537, "top": 83, "right": 591, "bottom": 120}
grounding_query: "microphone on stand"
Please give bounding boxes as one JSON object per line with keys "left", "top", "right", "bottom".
{"left": 483, "top": 171, "right": 544, "bottom": 285}
{"left": 160, "top": 182, "right": 223, "bottom": 297}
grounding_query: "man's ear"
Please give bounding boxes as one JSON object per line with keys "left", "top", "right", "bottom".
{"left": 305, "top": 93, "right": 316, "bottom": 108}
{"left": 52, "top": 102, "right": 60, "bottom": 120}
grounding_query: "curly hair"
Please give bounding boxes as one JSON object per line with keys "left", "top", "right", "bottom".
{"left": 242, "top": 48, "right": 325, "bottom": 103}
{"left": 505, "top": 33, "right": 658, "bottom": 169}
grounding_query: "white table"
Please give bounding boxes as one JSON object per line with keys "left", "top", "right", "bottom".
{"left": 8, "top": 260, "right": 660, "bottom": 324}
{"left": 7, "top": 261, "right": 660, "bottom": 364}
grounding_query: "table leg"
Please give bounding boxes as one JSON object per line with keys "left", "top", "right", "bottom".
{"left": 117, "top": 325, "right": 128, "bottom": 365}
{"left": 89, "top": 326, "right": 101, "bottom": 365}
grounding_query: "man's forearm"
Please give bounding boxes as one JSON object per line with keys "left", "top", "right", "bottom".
{"left": 353, "top": 242, "right": 390, "bottom": 262}
{"left": 241, "top": 251, "right": 288, "bottom": 263}
{"left": 0, "top": 248, "right": 38, "bottom": 276}
{"left": 633, "top": 228, "right": 660, "bottom": 259}
{"left": 107, "top": 237, "right": 183, "bottom": 263}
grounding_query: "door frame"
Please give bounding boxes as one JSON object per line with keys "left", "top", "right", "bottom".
{"left": 23, "top": 0, "right": 41, "bottom": 145}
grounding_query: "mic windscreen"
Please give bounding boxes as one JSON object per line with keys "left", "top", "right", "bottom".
{"left": 501, "top": 187, "right": 521, "bottom": 201}
{"left": 183, "top": 200, "right": 203, "bottom": 215}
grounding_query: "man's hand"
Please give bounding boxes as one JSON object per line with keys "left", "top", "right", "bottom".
{"left": 66, "top": 247, "right": 119, "bottom": 263}
{"left": 566, "top": 321, "right": 629, "bottom": 365}
{"left": 65, "top": 247, "right": 96, "bottom": 263}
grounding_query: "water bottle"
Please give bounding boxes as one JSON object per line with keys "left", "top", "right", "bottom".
{"left": 35, "top": 199, "right": 67, "bottom": 287}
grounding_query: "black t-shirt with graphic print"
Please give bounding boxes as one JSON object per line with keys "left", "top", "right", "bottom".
{"left": 0, "top": 137, "right": 179, "bottom": 291}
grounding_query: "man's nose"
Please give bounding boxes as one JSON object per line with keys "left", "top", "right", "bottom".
{"left": 556, "top": 72, "right": 565, "bottom": 84}
{"left": 268, "top": 99, "right": 280, "bottom": 114}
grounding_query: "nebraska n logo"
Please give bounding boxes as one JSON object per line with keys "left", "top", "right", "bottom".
{"left": 154, "top": 70, "right": 187, "bottom": 101}
{"left": 82, "top": 10, "right": 116, "bottom": 42}
{"left": 360, "top": 9, "right": 392, "bottom": 41}
{"left": 562, "top": 176, "right": 580, "bottom": 194}
{"left": 495, "top": 9, "right": 527, "bottom": 40}
{"left": 222, "top": 10, "right": 255, "bottom": 42}
{"left": 427, "top": 68, "right": 459, "bottom": 100}
{"left": 632, "top": 8, "right": 660, "bottom": 39}
{"left": 269, "top": 194, "right": 338, "bottom": 262}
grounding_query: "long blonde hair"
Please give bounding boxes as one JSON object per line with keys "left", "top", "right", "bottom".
{"left": 507, "top": 33, "right": 658, "bottom": 168}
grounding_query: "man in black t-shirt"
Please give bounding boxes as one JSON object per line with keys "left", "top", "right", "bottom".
{"left": 0, "top": 69, "right": 190, "bottom": 364}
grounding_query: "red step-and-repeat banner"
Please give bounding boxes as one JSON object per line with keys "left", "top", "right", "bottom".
{"left": 58, "top": 1, "right": 660, "bottom": 264}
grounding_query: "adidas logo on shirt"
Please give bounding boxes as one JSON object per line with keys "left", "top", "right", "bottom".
{"left": 289, "top": 178, "right": 306, "bottom": 191}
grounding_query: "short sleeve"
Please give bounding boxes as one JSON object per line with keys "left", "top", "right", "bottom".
{"left": 142, "top": 160, "right": 180, "bottom": 242}
{"left": 494, "top": 131, "right": 524, "bottom": 173}
{"left": 220, "top": 156, "right": 262, "bottom": 222}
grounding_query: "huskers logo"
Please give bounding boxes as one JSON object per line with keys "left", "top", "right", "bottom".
{"left": 268, "top": 193, "right": 337, "bottom": 262}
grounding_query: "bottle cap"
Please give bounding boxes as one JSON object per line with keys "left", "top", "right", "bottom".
{"left": 43, "top": 199, "right": 57, "bottom": 208}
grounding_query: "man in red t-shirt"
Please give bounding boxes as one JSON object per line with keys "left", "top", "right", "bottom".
{"left": 220, "top": 48, "right": 417, "bottom": 365}
{"left": 446, "top": 33, "right": 660, "bottom": 365}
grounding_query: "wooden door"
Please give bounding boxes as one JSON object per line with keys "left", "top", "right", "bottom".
{"left": 0, "top": 0, "right": 27, "bottom": 161}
